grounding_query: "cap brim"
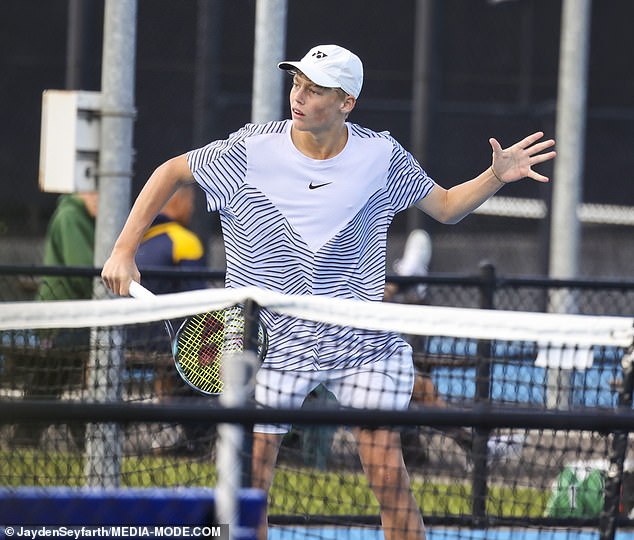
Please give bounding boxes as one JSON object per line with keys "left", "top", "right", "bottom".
{"left": 278, "top": 60, "right": 340, "bottom": 90}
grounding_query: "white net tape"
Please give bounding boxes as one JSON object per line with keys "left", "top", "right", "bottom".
{"left": 1, "top": 286, "right": 632, "bottom": 348}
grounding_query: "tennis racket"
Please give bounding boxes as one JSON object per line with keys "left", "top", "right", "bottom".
{"left": 128, "top": 281, "right": 268, "bottom": 395}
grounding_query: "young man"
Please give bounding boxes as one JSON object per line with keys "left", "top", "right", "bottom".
{"left": 101, "top": 44, "right": 555, "bottom": 539}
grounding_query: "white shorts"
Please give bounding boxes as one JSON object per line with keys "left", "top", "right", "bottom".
{"left": 254, "top": 348, "right": 414, "bottom": 434}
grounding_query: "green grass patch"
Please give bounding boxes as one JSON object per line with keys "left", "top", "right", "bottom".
{"left": 268, "top": 466, "right": 548, "bottom": 518}
{"left": 0, "top": 450, "right": 216, "bottom": 488}
{"left": 0, "top": 451, "right": 548, "bottom": 518}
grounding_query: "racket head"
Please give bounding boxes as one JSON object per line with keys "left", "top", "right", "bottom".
{"left": 173, "top": 305, "right": 268, "bottom": 395}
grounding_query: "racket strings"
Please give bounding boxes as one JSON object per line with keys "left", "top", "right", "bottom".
{"left": 175, "top": 308, "right": 250, "bottom": 394}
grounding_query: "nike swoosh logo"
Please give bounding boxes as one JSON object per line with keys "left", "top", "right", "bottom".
{"left": 309, "top": 181, "right": 332, "bottom": 190}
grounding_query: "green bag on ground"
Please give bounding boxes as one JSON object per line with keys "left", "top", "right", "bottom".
{"left": 545, "top": 465, "right": 605, "bottom": 517}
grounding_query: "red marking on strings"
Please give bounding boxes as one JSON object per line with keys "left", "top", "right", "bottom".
{"left": 197, "top": 313, "right": 224, "bottom": 367}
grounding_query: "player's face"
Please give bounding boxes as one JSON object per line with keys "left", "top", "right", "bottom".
{"left": 289, "top": 73, "right": 351, "bottom": 134}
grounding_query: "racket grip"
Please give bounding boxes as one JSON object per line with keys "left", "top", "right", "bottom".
{"left": 128, "top": 281, "right": 155, "bottom": 299}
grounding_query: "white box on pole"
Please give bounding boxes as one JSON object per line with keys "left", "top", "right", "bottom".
{"left": 39, "top": 90, "right": 101, "bottom": 193}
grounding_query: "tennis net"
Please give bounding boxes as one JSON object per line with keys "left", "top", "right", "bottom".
{"left": 0, "top": 287, "right": 633, "bottom": 540}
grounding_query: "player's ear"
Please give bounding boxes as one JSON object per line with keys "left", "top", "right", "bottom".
{"left": 341, "top": 94, "right": 356, "bottom": 114}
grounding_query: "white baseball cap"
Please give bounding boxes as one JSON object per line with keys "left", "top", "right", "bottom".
{"left": 278, "top": 44, "right": 363, "bottom": 99}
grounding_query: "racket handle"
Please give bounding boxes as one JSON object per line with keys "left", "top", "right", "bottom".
{"left": 129, "top": 280, "right": 176, "bottom": 341}
{"left": 128, "top": 281, "right": 155, "bottom": 299}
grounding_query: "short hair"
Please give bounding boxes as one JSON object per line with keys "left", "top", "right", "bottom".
{"left": 289, "top": 70, "right": 350, "bottom": 99}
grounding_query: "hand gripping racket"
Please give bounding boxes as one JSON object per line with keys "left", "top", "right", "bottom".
{"left": 128, "top": 281, "right": 268, "bottom": 395}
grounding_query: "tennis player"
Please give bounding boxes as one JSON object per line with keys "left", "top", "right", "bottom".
{"left": 101, "top": 44, "right": 556, "bottom": 539}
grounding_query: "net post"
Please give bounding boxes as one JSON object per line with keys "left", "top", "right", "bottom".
{"left": 599, "top": 343, "right": 634, "bottom": 540}
{"left": 241, "top": 298, "right": 260, "bottom": 487}
{"left": 216, "top": 350, "right": 257, "bottom": 537}
{"left": 471, "top": 262, "right": 496, "bottom": 519}
{"left": 215, "top": 298, "right": 260, "bottom": 537}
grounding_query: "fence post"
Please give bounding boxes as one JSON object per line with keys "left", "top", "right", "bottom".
{"left": 85, "top": 0, "right": 137, "bottom": 488}
{"left": 599, "top": 345, "right": 634, "bottom": 540}
{"left": 471, "top": 262, "right": 496, "bottom": 520}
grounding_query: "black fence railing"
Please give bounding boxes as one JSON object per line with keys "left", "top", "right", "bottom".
{"left": 1, "top": 263, "right": 634, "bottom": 316}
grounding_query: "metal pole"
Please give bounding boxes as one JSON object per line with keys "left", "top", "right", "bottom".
{"left": 85, "top": 0, "right": 137, "bottom": 488}
{"left": 472, "top": 262, "right": 495, "bottom": 519}
{"left": 65, "top": 0, "right": 85, "bottom": 89}
{"left": 190, "top": 0, "right": 223, "bottom": 251}
{"left": 410, "top": 0, "right": 433, "bottom": 166}
{"left": 65, "top": 0, "right": 100, "bottom": 91}
{"left": 94, "top": 0, "right": 137, "bottom": 265}
{"left": 546, "top": 0, "right": 591, "bottom": 409}
{"left": 192, "top": 0, "right": 222, "bottom": 147}
{"left": 408, "top": 0, "right": 435, "bottom": 232}
{"left": 549, "top": 0, "right": 591, "bottom": 285}
{"left": 251, "top": 0, "right": 288, "bottom": 123}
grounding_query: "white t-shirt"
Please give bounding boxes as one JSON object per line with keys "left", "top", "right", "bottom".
{"left": 187, "top": 120, "right": 435, "bottom": 370}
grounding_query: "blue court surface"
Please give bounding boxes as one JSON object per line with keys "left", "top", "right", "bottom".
{"left": 269, "top": 527, "right": 634, "bottom": 540}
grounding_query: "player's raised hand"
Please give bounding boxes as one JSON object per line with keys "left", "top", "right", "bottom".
{"left": 489, "top": 131, "right": 556, "bottom": 184}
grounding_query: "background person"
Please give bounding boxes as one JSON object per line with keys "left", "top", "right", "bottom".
{"left": 384, "top": 228, "right": 432, "bottom": 304}
{"left": 37, "top": 192, "right": 98, "bottom": 302}
{"left": 136, "top": 184, "right": 206, "bottom": 297}
{"left": 12, "top": 192, "right": 98, "bottom": 447}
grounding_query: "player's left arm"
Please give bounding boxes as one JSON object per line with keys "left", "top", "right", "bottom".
{"left": 416, "top": 131, "right": 555, "bottom": 224}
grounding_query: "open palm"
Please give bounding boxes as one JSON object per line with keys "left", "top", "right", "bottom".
{"left": 490, "top": 131, "right": 556, "bottom": 184}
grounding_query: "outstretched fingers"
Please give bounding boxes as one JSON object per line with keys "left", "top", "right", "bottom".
{"left": 517, "top": 131, "right": 546, "bottom": 149}
{"left": 527, "top": 152, "right": 556, "bottom": 182}
{"left": 530, "top": 148, "right": 557, "bottom": 165}
{"left": 527, "top": 137, "right": 556, "bottom": 182}
{"left": 526, "top": 167, "right": 551, "bottom": 183}
{"left": 526, "top": 138, "right": 556, "bottom": 156}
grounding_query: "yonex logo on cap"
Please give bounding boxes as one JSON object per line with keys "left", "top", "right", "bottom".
{"left": 312, "top": 51, "right": 328, "bottom": 59}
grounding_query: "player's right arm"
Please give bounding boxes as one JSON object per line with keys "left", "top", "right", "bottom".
{"left": 101, "top": 154, "right": 195, "bottom": 296}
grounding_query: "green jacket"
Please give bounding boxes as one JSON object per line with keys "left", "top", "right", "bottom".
{"left": 36, "top": 195, "right": 95, "bottom": 301}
